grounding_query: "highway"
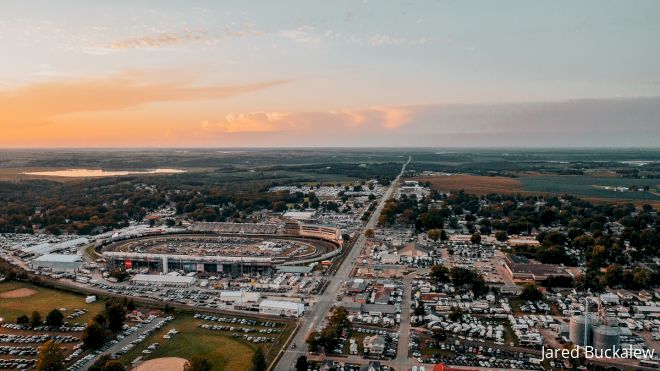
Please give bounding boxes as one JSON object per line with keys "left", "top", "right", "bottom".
{"left": 275, "top": 156, "right": 410, "bottom": 371}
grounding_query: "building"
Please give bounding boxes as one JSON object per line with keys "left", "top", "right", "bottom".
{"left": 362, "top": 335, "right": 386, "bottom": 355}
{"left": 23, "top": 238, "right": 90, "bottom": 256}
{"left": 507, "top": 236, "right": 541, "bottom": 247}
{"left": 380, "top": 253, "right": 399, "bottom": 264}
{"left": 299, "top": 223, "right": 342, "bottom": 243}
{"left": 433, "top": 365, "right": 477, "bottom": 371}
{"left": 361, "top": 304, "right": 397, "bottom": 316}
{"left": 276, "top": 265, "right": 313, "bottom": 275}
{"left": 503, "top": 255, "right": 571, "bottom": 283}
{"left": 131, "top": 274, "right": 196, "bottom": 287}
{"left": 399, "top": 242, "right": 429, "bottom": 258}
{"left": 32, "top": 254, "right": 83, "bottom": 272}
{"left": 259, "top": 300, "right": 304, "bottom": 317}
{"left": 219, "top": 291, "right": 261, "bottom": 304}
{"left": 282, "top": 210, "right": 316, "bottom": 222}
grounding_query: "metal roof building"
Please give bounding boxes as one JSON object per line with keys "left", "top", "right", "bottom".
{"left": 131, "top": 274, "right": 196, "bottom": 287}
{"left": 32, "top": 254, "right": 83, "bottom": 272}
{"left": 259, "top": 299, "right": 304, "bottom": 317}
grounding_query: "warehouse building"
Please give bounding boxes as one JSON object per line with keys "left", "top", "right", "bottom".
{"left": 32, "top": 254, "right": 83, "bottom": 272}
{"left": 259, "top": 299, "right": 305, "bottom": 317}
{"left": 219, "top": 291, "right": 262, "bottom": 304}
{"left": 131, "top": 274, "right": 196, "bottom": 287}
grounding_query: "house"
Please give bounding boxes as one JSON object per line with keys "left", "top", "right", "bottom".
{"left": 360, "top": 361, "right": 382, "bottom": 371}
{"left": 363, "top": 335, "right": 386, "bottom": 355}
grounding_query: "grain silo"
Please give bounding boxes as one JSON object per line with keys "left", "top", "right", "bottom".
{"left": 569, "top": 315, "right": 597, "bottom": 346}
{"left": 592, "top": 325, "right": 621, "bottom": 351}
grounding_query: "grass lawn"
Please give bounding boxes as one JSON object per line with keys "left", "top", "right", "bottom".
{"left": 0, "top": 280, "right": 105, "bottom": 324}
{"left": 121, "top": 313, "right": 292, "bottom": 371}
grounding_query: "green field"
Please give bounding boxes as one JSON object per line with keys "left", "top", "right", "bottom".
{"left": 0, "top": 280, "right": 105, "bottom": 324}
{"left": 121, "top": 313, "right": 293, "bottom": 371}
{"left": 519, "top": 175, "right": 659, "bottom": 202}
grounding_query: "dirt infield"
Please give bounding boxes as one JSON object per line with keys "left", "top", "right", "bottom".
{"left": 135, "top": 357, "right": 187, "bottom": 371}
{"left": 0, "top": 288, "right": 38, "bottom": 298}
{"left": 417, "top": 174, "right": 525, "bottom": 195}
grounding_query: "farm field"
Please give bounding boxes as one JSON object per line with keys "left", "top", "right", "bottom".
{"left": 0, "top": 280, "right": 104, "bottom": 324}
{"left": 121, "top": 313, "right": 293, "bottom": 371}
{"left": 417, "top": 174, "right": 659, "bottom": 206}
{"left": 416, "top": 175, "right": 525, "bottom": 195}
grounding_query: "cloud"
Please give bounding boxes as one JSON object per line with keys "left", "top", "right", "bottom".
{"left": 194, "top": 97, "right": 660, "bottom": 147}
{"left": 108, "top": 30, "right": 211, "bottom": 50}
{"left": 86, "top": 25, "right": 263, "bottom": 53}
{"left": 0, "top": 70, "right": 288, "bottom": 128}
{"left": 348, "top": 33, "right": 429, "bottom": 46}
{"left": 200, "top": 106, "right": 412, "bottom": 134}
{"left": 279, "top": 26, "right": 320, "bottom": 44}
{"left": 278, "top": 26, "right": 429, "bottom": 47}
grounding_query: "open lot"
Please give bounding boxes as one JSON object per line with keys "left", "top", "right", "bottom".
{"left": 418, "top": 173, "right": 660, "bottom": 206}
{"left": 121, "top": 313, "right": 293, "bottom": 371}
{"left": 417, "top": 175, "right": 525, "bottom": 195}
{"left": 0, "top": 281, "right": 104, "bottom": 324}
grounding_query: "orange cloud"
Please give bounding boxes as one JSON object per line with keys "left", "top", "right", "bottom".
{"left": 199, "top": 106, "right": 412, "bottom": 134}
{"left": 109, "top": 31, "right": 211, "bottom": 50}
{"left": 0, "top": 71, "right": 287, "bottom": 128}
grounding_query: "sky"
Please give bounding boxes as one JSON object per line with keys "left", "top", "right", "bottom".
{"left": 1, "top": 0, "right": 659, "bottom": 148}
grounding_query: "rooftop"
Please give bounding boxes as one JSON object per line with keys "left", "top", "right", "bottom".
{"left": 34, "top": 254, "right": 83, "bottom": 263}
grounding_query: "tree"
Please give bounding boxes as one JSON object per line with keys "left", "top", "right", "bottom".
{"left": 36, "top": 340, "right": 65, "bottom": 371}
{"left": 45, "top": 309, "right": 64, "bottom": 328}
{"left": 440, "top": 229, "right": 448, "bottom": 241}
{"left": 30, "top": 311, "right": 42, "bottom": 328}
{"left": 101, "top": 361, "right": 125, "bottom": 371}
{"left": 89, "top": 355, "right": 112, "bottom": 371}
{"left": 520, "top": 284, "right": 543, "bottom": 301}
{"left": 105, "top": 301, "right": 126, "bottom": 333}
{"left": 184, "top": 356, "right": 212, "bottom": 371}
{"left": 604, "top": 264, "right": 623, "bottom": 288}
{"left": 430, "top": 265, "right": 450, "bottom": 283}
{"left": 16, "top": 314, "right": 29, "bottom": 325}
{"left": 413, "top": 303, "right": 426, "bottom": 316}
{"left": 470, "top": 233, "right": 481, "bottom": 245}
{"left": 448, "top": 307, "right": 463, "bottom": 322}
{"left": 93, "top": 313, "right": 107, "bottom": 328}
{"left": 250, "top": 347, "right": 267, "bottom": 371}
{"left": 82, "top": 321, "right": 105, "bottom": 350}
{"left": 428, "top": 229, "right": 440, "bottom": 241}
{"left": 364, "top": 229, "right": 374, "bottom": 239}
{"left": 495, "top": 230, "right": 508, "bottom": 242}
{"left": 295, "top": 355, "right": 309, "bottom": 371}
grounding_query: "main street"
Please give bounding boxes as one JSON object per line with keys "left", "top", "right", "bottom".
{"left": 275, "top": 156, "right": 410, "bottom": 371}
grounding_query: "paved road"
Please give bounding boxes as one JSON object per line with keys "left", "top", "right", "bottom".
{"left": 395, "top": 276, "right": 412, "bottom": 366}
{"left": 275, "top": 157, "right": 410, "bottom": 371}
{"left": 79, "top": 317, "right": 166, "bottom": 371}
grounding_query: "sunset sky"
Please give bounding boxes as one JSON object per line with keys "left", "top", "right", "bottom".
{"left": 1, "top": 1, "right": 659, "bottom": 147}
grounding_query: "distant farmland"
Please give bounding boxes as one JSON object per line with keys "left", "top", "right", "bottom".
{"left": 417, "top": 174, "right": 660, "bottom": 206}
{"left": 416, "top": 175, "right": 526, "bottom": 195}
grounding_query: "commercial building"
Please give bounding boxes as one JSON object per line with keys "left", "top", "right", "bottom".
{"left": 23, "top": 238, "right": 90, "bottom": 256}
{"left": 219, "top": 291, "right": 262, "bottom": 304}
{"left": 282, "top": 211, "right": 316, "bottom": 222}
{"left": 258, "top": 299, "right": 305, "bottom": 317}
{"left": 503, "top": 255, "right": 571, "bottom": 283}
{"left": 131, "top": 274, "right": 196, "bottom": 287}
{"left": 105, "top": 251, "right": 279, "bottom": 276}
{"left": 32, "top": 254, "right": 83, "bottom": 272}
{"left": 284, "top": 220, "right": 342, "bottom": 244}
